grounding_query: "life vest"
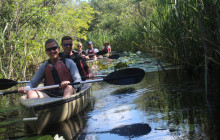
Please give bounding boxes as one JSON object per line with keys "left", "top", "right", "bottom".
{"left": 44, "top": 59, "right": 73, "bottom": 86}
{"left": 87, "top": 49, "right": 96, "bottom": 58}
{"left": 78, "top": 51, "right": 86, "bottom": 57}
{"left": 60, "top": 52, "right": 89, "bottom": 79}
{"left": 103, "top": 46, "right": 110, "bottom": 52}
{"left": 78, "top": 51, "right": 83, "bottom": 56}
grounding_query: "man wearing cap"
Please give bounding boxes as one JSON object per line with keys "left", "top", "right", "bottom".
{"left": 86, "top": 41, "right": 99, "bottom": 59}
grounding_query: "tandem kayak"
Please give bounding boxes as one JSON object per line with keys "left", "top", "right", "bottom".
{"left": 20, "top": 83, "right": 92, "bottom": 134}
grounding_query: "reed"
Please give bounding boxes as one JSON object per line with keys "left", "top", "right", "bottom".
{"left": 87, "top": 0, "right": 219, "bottom": 87}
{"left": 134, "top": 0, "right": 220, "bottom": 69}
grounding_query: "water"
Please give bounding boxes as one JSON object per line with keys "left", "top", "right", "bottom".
{"left": 0, "top": 53, "right": 220, "bottom": 140}
{"left": 76, "top": 69, "right": 216, "bottom": 140}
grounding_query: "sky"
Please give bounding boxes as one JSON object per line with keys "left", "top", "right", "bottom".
{"left": 72, "top": 0, "right": 89, "bottom": 2}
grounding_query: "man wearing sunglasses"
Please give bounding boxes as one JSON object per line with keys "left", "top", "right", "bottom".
{"left": 86, "top": 41, "right": 99, "bottom": 59}
{"left": 18, "top": 39, "right": 81, "bottom": 98}
{"left": 60, "top": 36, "right": 94, "bottom": 80}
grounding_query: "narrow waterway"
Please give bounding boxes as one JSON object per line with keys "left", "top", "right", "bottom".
{"left": 0, "top": 54, "right": 220, "bottom": 140}
{"left": 74, "top": 69, "right": 219, "bottom": 140}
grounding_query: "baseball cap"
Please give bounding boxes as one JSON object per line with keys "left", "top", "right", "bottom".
{"left": 89, "top": 41, "right": 93, "bottom": 45}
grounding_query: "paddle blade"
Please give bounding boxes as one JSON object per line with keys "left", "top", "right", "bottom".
{"left": 0, "top": 90, "right": 19, "bottom": 95}
{"left": 96, "top": 50, "right": 108, "bottom": 55}
{"left": 103, "top": 68, "right": 145, "bottom": 85}
{"left": 0, "top": 79, "right": 18, "bottom": 90}
{"left": 108, "top": 54, "right": 120, "bottom": 59}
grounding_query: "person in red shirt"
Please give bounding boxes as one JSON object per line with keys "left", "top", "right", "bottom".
{"left": 86, "top": 41, "right": 99, "bottom": 59}
{"left": 102, "top": 41, "right": 111, "bottom": 52}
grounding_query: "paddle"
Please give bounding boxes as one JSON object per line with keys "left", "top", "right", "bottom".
{"left": 0, "top": 75, "right": 108, "bottom": 90}
{"left": 108, "top": 54, "right": 120, "bottom": 59}
{"left": 81, "top": 74, "right": 107, "bottom": 81}
{"left": 0, "top": 79, "right": 30, "bottom": 90}
{"left": 88, "top": 54, "right": 120, "bottom": 61}
{"left": 0, "top": 68, "right": 145, "bottom": 96}
{"left": 95, "top": 49, "right": 108, "bottom": 55}
{"left": 88, "top": 49, "right": 108, "bottom": 56}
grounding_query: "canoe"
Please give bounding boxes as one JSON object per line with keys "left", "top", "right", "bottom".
{"left": 20, "top": 83, "right": 92, "bottom": 134}
{"left": 86, "top": 56, "right": 108, "bottom": 63}
{"left": 41, "top": 102, "right": 92, "bottom": 139}
{"left": 86, "top": 52, "right": 112, "bottom": 62}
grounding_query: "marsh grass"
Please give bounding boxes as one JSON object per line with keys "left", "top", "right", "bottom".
{"left": 88, "top": 0, "right": 219, "bottom": 70}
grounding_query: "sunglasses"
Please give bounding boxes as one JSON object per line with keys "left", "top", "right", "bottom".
{"left": 63, "top": 43, "right": 73, "bottom": 47}
{"left": 46, "top": 46, "right": 59, "bottom": 52}
{"left": 77, "top": 45, "right": 82, "bottom": 47}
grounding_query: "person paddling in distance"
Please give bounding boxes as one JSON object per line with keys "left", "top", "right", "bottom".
{"left": 60, "top": 36, "right": 94, "bottom": 80}
{"left": 18, "top": 39, "right": 81, "bottom": 98}
{"left": 85, "top": 41, "right": 99, "bottom": 59}
{"left": 102, "top": 41, "right": 111, "bottom": 53}
{"left": 75, "top": 42, "right": 89, "bottom": 60}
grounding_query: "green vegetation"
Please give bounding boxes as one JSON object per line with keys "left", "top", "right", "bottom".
{"left": 0, "top": 0, "right": 219, "bottom": 79}
{"left": 0, "top": 0, "right": 96, "bottom": 80}
{"left": 0, "top": 1, "right": 219, "bottom": 138}
{"left": 88, "top": 0, "right": 220, "bottom": 71}
{"left": 18, "top": 135, "right": 54, "bottom": 140}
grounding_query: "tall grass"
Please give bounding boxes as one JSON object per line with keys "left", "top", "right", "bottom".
{"left": 87, "top": 24, "right": 141, "bottom": 52}
{"left": 88, "top": 0, "right": 219, "bottom": 69}
{"left": 0, "top": 0, "right": 95, "bottom": 80}
{"left": 86, "top": 30, "right": 114, "bottom": 50}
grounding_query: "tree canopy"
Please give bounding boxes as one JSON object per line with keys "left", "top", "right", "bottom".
{"left": 0, "top": 0, "right": 97, "bottom": 79}
{"left": 0, "top": 0, "right": 219, "bottom": 79}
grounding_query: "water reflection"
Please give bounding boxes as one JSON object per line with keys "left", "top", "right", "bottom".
{"left": 109, "top": 123, "right": 151, "bottom": 137}
{"left": 23, "top": 101, "right": 94, "bottom": 139}
{"left": 85, "top": 69, "right": 220, "bottom": 139}
{"left": 111, "top": 87, "right": 136, "bottom": 95}
{"left": 40, "top": 114, "right": 85, "bottom": 140}
{"left": 80, "top": 123, "right": 151, "bottom": 138}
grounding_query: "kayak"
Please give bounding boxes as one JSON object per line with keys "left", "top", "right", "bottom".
{"left": 41, "top": 103, "right": 92, "bottom": 139}
{"left": 20, "top": 83, "right": 92, "bottom": 134}
{"left": 86, "top": 56, "right": 108, "bottom": 63}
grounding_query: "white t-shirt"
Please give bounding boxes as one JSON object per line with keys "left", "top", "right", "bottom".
{"left": 94, "top": 48, "right": 99, "bottom": 53}
{"left": 102, "top": 46, "right": 111, "bottom": 50}
{"left": 86, "top": 48, "right": 99, "bottom": 54}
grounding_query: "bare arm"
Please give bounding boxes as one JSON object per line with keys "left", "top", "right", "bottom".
{"left": 26, "top": 62, "right": 46, "bottom": 88}
{"left": 18, "top": 62, "right": 46, "bottom": 93}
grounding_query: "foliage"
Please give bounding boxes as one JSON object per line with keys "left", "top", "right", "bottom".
{"left": 0, "top": 0, "right": 96, "bottom": 79}
{"left": 87, "top": 0, "right": 220, "bottom": 71}
{"left": 18, "top": 135, "right": 54, "bottom": 140}
{"left": 87, "top": 0, "right": 155, "bottom": 51}
{"left": 147, "top": 0, "right": 220, "bottom": 67}
{"left": 1, "top": 0, "right": 219, "bottom": 79}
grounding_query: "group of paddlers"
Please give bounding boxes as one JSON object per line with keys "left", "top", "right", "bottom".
{"left": 18, "top": 36, "right": 111, "bottom": 99}
{"left": 76, "top": 40, "right": 111, "bottom": 60}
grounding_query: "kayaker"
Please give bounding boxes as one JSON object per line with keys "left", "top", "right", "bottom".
{"left": 75, "top": 42, "right": 89, "bottom": 60}
{"left": 60, "top": 36, "right": 94, "bottom": 80}
{"left": 85, "top": 41, "right": 99, "bottom": 59}
{"left": 18, "top": 39, "right": 81, "bottom": 98}
{"left": 102, "top": 41, "right": 111, "bottom": 52}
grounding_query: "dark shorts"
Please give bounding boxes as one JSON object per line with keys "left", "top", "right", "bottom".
{"left": 42, "top": 88, "right": 64, "bottom": 97}
{"left": 42, "top": 85, "right": 82, "bottom": 97}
